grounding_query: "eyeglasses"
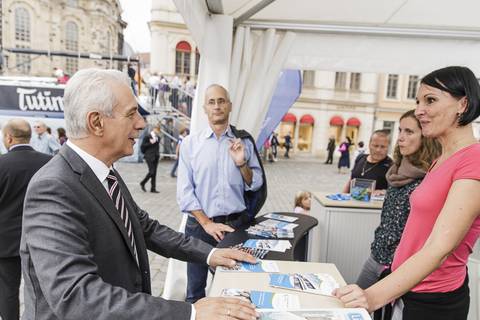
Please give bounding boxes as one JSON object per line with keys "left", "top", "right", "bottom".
{"left": 206, "top": 98, "right": 228, "bottom": 107}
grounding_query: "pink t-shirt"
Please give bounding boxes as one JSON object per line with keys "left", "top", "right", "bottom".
{"left": 392, "top": 143, "right": 480, "bottom": 293}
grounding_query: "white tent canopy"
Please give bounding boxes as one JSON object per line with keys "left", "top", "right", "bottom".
{"left": 174, "top": 0, "right": 480, "bottom": 133}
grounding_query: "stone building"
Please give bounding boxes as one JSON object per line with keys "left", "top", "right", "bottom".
{"left": 1, "top": 0, "right": 126, "bottom": 76}
{"left": 149, "top": 0, "right": 199, "bottom": 78}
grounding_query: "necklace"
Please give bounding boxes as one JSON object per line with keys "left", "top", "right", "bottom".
{"left": 361, "top": 159, "right": 380, "bottom": 176}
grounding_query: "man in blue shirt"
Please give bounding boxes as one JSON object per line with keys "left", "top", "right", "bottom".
{"left": 177, "top": 84, "right": 263, "bottom": 303}
{"left": 31, "top": 121, "right": 61, "bottom": 155}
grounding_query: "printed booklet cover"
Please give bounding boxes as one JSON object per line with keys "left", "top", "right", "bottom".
{"left": 257, "top": 308, "right": 372, "bottom": 320}
{"left": 243, "top": 239, "right": 292, "bottom": 252}
{"left": 218, "top": 260, "right": 280, "bottom": 273}
{"left": 263, "top": 213, "right": 299, "bottom": 223}
{"left": 221, "top": 288, "right": 300, "bottom": 310}
{"left": 269, "top": 273, "right": 339, "bottom": 296}
{"left": 246, "top": 225, "right": 294, "bottom": 239}
{"left": 259, "top": 219, "right": 298, "bottom": 231}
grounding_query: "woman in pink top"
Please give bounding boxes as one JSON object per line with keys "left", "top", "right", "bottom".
{"left": 335, "top": 66, "right": 480, "bottom": 320}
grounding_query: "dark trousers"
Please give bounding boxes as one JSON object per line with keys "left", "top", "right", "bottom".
{"left": 140, "top": 157, "right": 159, "bottom": 191}
{"left": 401, "top": 274, "right": 470, "bottom": 320}
{"left": 325, "top": 150, "right": 334, "bottom": 164}
{"left": 272, "top": 145, "right": 278, "bottom": 158}
{"left": 0, "top": 256, "right": 21, "bottom": 320}
{"left": 184, "top": 212, "right": 247, "bottom": 303}
{"left": 284, "top": 146, "right": 290, "bottom": 158}
{"left": 184, "top": 217, "right": 217, "bottom": 303}
{"left": 170, "top": 159, "right": 179, "bottom": 177}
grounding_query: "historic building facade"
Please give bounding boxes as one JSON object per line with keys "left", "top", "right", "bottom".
{"left": 149, "top": 0, "right": 199, "bottom": 78}
{"left": 1, "top": 0, "right": 125, "bottom": 76}
{"left": 278, "top": 71, "right": 378, "bottom": 157}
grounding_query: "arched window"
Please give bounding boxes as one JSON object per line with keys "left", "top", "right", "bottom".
{"left": 14, "top": 7, "right": 31, "bottom": 74}
{"left": 65, "top": 21, "right": 79, "bottom": 75}
{"left": 15, "top": 7, "right": 30, "bottom": 42}
{"left": 175, "top": 41, "right": 191, "bottom": 75}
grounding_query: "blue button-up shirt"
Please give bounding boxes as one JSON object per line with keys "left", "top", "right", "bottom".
{"left": 177, "top": 126, "right": 263, "bottom": 218}
{"left": 31, "top": 133, "right": 60, "bottom": 155}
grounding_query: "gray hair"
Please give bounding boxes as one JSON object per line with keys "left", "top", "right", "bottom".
{"left": 63, "top": 68, "right": 131, "bottom": 139}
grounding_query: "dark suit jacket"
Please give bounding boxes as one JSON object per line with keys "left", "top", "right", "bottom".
{"left": 20, "top": 145, "right": 213, "bottom": 319}
{"left": 0, "top": 145, "right": 51, "bottom": 258}
{"left": 141, "top": 133, "right": 160, "bottom": 162}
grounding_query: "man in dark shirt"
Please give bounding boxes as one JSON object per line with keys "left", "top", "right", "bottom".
{"left": 0, "top": 119, "right": 52, "bottom": 320}
{"left": 140, "top": 125, "right": 161, "bottom": 193}
{"left": 343, "top": 130, "right": 393, "bottom": 193}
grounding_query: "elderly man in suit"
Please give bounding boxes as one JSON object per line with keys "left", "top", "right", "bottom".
{"left": 0, "top": 119, "right": 51, "bottom": 320}
{"left": 20, "top": 69, "right": 258, "bottom": 320}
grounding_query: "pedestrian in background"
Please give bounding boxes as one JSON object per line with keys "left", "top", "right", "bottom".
{"left": 170, "top": 128, "right": 189, "bottom": 178}
{"left": 337, "top": 136, "right": 351, "bottom": 173}
{"left": 352, "top": 141, "right": 366, "bottom": 164}
{"left": 0, "top": 119, "right": 51, "bottom": 320}
{"left": 140, "top": 125, "right": 161, "bottom": 193}
{"left": 270, "top": 133, "right": 279, "bottom": 161}
{"left": 57, "top": 127, "right": 67, "bottom": 145}
{"left": 325, "top": 136, "right": 336, "bottom": 164}
{"left": 31, "top": 121, "right": 60, "bottom": 155}
{"left": 284, "top": 133, "right": 292, "bottom": 158}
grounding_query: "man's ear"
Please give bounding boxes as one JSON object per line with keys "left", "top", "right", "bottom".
{"left": 86, "top": 111, "right": 104, "bottom": 136}
{"left": 4, "top": 133, "right": 13, "bottom": 148}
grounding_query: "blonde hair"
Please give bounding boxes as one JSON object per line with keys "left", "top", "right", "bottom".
{"left": 294, "top": 191, "right": 311, "bottom": 209}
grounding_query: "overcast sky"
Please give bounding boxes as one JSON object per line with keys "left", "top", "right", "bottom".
{"left": 119, "top": 0, "right": 152, "bottom": 53}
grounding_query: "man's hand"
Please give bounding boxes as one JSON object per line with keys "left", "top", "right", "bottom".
{"left": 209, "top": 248, "right": 257, "bottom": 268}
{"left": 333, "top": 284, "right": 372, "bottom": 312}
{"left": 202, "top": 221, "right": 234, "bottom": 242}
{"left": 194, "top": 297, "right": 258, "bottom": 320}
{"left": 228, "top": 138, "right": 246, "bottom": 166}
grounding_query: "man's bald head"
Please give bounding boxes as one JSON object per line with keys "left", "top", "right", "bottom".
{"left": 3, "top": 118, "right": 32, "bottom": 149}
{"left": 203, "top": 84, "right": 232, "bottom": 126}
{"left": 204, "top": 84, "right": 230, "bottom": 105}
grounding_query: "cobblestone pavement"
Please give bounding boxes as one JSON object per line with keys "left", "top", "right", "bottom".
{"left": 20, "top": 153, "right": 350, "bottom": 309}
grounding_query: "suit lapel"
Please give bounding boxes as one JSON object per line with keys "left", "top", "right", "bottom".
{"left": 59, "top": 146, "right": 138, "bottom": 264}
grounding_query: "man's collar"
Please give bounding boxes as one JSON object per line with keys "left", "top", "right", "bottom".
{"left": 203, "top": 125, "right": 234, "bottom": 139}
{"left": 8, "top": 144, "right": 32, "bottom": 151}
{"left": 66, "top": 140, "right": 111, "bottom": 183}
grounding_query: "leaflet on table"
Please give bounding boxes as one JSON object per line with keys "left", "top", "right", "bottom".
{"left": 263, "top": 213, "right": 299, "bottom": 223}
{"left": 269, "top": 273, "right": 339, "bottom": 296}
{"left": 243, "top": 239, "right": 292, "bottom": 252}
{"left": 221, "top": 288, "right": 300, "bottom": 310}
{"left": 218, "top": 260, "right": 280, "bottom": 273}
{"left": 246, "top": 225, "right": 294, "bottom": 239}
{"left": 259, "top": 219, "right": 298, "bottom": 231}
{"left": 257, "top": 308, "right": 372, "bottom": 320}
